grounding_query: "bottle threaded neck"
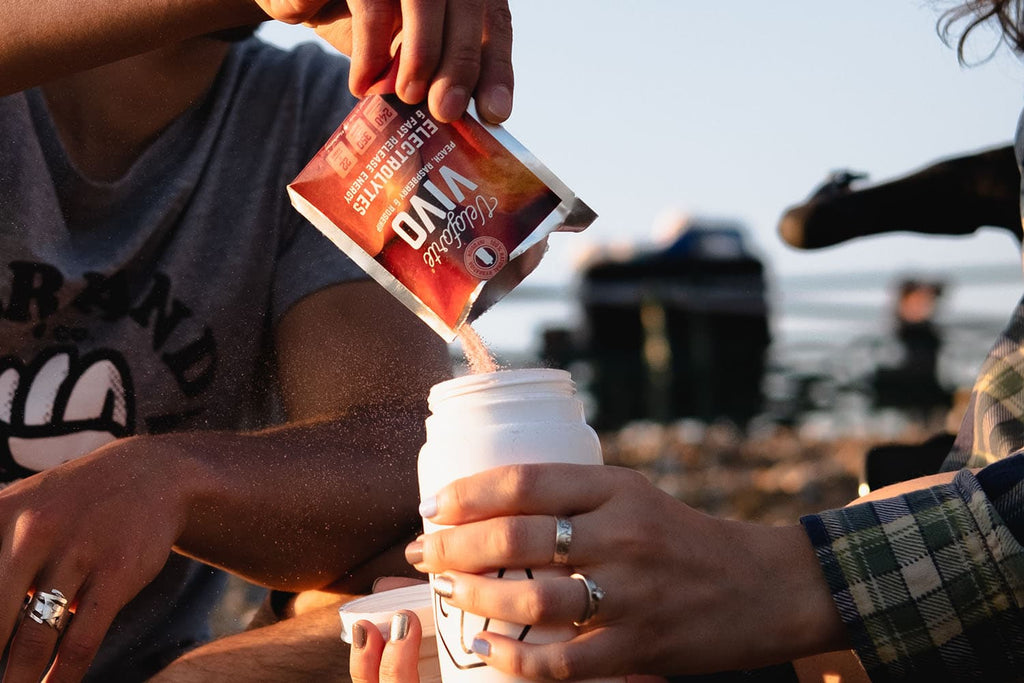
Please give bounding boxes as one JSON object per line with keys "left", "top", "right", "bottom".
{"left": 427, "top": 368, "right": 575, "bottom": 412}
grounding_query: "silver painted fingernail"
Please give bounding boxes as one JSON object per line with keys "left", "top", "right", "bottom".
{"left": 352, "top": 622, "right": 368, "bottom": 649}
{"left": 471, "top": 637, "right": 491, "bottom": 656}
{"left": 390, "top": 612, "right": 410, "bottom": 641}
{"left": 419, "top": 496, "right": 438, "bottom": 519}
{"left": 433, "top": 574, "right": 455, "bottom": 599}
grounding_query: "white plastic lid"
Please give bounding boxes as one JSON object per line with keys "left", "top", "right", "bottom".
{"left": 338, "top": 583, "right": 435, "bottom": 644}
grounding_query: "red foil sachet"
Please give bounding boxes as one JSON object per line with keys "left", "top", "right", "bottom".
{"left": 288, "top": 95, "right": 595, "bottom": 341}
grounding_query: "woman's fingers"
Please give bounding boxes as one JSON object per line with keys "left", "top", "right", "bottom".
{"left": 350, "top": 612, "right": 423, "bottom": 683}
{"left": 350, "top": 618, "right": 386, "bottom": 683}
{"left": 431, "top": 571, "right": 610, "bottom": 628}
{"left": 425, "top": 464, "right": 631, "bottom": 526}
{"left": 379, "top": 610, "right": 422, "bottom": 682}
{"left": 470, "top": 629, "right": 626, "bottom": 683}
{"left": 413, "top": 506, "right": 620, "bottom": 574}
{"left": 413, "top": 517, "right": 553, "bottom": 574}
{"left": 412, "top": 499, "right": 652, "bottom": 579}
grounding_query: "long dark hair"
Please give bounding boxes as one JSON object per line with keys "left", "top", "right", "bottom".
{"left": 941, "top": 1, "right": 1024, "bottom": 61}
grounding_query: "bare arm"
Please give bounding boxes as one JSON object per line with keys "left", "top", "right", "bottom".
{"left": 1, "top": 0, "right": 515, "bottom": 123}
{"left": 174, "top": 279, "right": 451, "bottom": 589}
{"left": 0, "top": 281, "right": 449, "bottom": 682}
{"left": 0, "top": 0, "right": 267, "bottom": 96}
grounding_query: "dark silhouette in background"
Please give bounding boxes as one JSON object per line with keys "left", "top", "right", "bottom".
{"left": 865, "top": 280, "right": 958, "bottom": 490}
{"left": 871, "top": 279, "right": 951, "bottom": 419}
{"left": 550, "top": 222, "right": 771, "bottom": 431}
{"left": 778, "top": 144, "right": 1020, "bottom": 249}
{"left": 865, "top": 432, "right": 958, "bottom": 491}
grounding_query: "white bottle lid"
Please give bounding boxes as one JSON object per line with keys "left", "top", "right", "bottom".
{"left": 338, "top": 583, "right": 436, "bottom": 644}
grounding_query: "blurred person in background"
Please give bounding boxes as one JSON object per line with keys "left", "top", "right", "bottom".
{"left": 0, "top": 1, "right": 513, "bottom": 680}
{"left": 777, "top": 146, "right": 1020, "bottom": 250}
{"left": 871, "top": 278, "right": 951, "bottom": 425}
{"left": 353, "top": 1, "right": 1024, "bottom": 680}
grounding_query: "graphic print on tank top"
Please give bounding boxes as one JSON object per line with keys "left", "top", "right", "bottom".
{"left": 0, "top": 347, "right": 135, "bottom": 484}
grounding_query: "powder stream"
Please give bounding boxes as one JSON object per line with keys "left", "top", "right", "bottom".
{"left": 458, "top": 325, "right": 499, "bottom": 374}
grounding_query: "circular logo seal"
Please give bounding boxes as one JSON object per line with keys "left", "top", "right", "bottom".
{"left": 464, "top": 236, "right": 508, "bottom": 280}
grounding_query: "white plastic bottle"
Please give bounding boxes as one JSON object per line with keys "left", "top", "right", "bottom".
{"left": 418, "top": 368, "right": 623, "bottom": 683}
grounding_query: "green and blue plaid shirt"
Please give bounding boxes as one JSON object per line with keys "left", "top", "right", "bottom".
{"left": 802, "top": 297, "right": 1024, "bottom": 680}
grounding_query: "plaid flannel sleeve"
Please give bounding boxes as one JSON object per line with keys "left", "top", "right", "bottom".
{"left": 800, "top": 455, "right": 1024, "bottom": 681}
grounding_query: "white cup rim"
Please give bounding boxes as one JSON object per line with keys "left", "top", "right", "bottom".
{"left": 339, "top": 583, "right": 435, "bottom": 643}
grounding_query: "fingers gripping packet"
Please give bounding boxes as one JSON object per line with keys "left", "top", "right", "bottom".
{"left": 287, "top": 93, "right": 595, "bottom": 341}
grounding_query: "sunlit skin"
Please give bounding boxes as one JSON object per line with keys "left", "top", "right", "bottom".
{"left": 1, "top": 0, "right": 514, "bottom": 124}
{"left": 349, "top": 466, "right": 973, "bottom": 681}
{"left": 0, "top": 0, "right": 523, "bottom": 678}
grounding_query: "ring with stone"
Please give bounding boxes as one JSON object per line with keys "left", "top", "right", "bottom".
{"left": 569, "top": 572, "right": 605, "bottom": 627}
{"left": 553, "top": 516, "right": 573, "bottom": 565}
{"left": 26, "top": 589, "right": 72, "bottom": 632}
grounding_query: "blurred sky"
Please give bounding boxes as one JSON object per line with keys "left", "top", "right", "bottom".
{"left": 260, "top": 2, "right": 1024, "bottom": 353}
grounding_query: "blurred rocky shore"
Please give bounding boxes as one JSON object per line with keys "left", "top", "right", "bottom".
{"left": 600, "top": 418, "right": 939, "bottom": 525}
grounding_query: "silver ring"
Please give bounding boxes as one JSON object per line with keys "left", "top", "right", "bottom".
{"left": 26, "top": 589, "right": 71, "bottom": 632}
{"left": 569, "top": 572, "right": 604, "bottom": 627}
{"left": 553, "top": 516, "right": 573, "bottom": 565}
